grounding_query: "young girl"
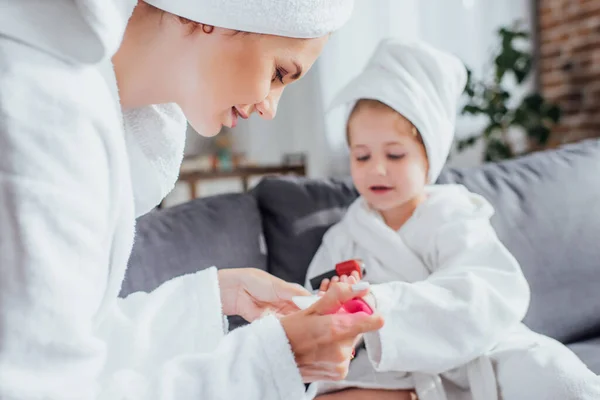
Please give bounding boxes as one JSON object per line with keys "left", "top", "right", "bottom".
{"left": 305, "top": 39, "right": 600, "bottom": 400}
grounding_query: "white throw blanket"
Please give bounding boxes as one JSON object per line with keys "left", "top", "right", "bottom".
{"left": 305, "top": 185, "right": 600, "bottom": 399}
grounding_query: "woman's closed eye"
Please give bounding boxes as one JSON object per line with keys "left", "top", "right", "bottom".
{"left": 355, "top": 154, "right": 370, "bottom": 162}
{"left": 272, "top": 66, "right": 286, "bottom": 84}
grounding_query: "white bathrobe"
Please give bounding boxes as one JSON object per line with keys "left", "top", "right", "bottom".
{"left": 305, "top": 185, "right": 600, "bottom": 400}
{"left": 0, "top": 8, "right": 305, "bottom": 400}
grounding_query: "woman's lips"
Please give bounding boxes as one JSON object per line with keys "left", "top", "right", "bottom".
{"left": 231, "top": 107, "right": 239, "bottom": 128}
{"left": 230, "top": 107, "right": 249, "bottom": 129}
{"left": 235, "top": 107, "right": 249, "bottom": 120}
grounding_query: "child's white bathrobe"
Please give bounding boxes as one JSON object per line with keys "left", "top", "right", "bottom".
{"left": 0, "top": 4, "right": 305, "bottom": 400}
{"left": 305, "top": 185, "right": 600, "bottom": 400}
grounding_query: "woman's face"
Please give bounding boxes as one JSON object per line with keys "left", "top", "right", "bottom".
{"left": 116, "top": 9, "right": 328, "bottom": 136}
{"left": 173, "top": 28, "right": 328, "bottom": 136}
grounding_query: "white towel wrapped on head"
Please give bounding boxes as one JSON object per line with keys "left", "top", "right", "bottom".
{"left": 144, "top": 0, "right": 354, "bottom": 38}
{"left": 331, "top": 38, "right": 467, "bottom": 183}
{"left": 0, "top": 0, "right": 353, "bottom": 64}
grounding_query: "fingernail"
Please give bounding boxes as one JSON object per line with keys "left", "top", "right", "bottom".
{"left": 352, "top": 282, "right": 370, "bottom": 292}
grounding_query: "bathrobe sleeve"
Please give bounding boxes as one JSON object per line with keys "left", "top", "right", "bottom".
{"left": 98, "top": 269, "right": 306, "bottom": 400}
{"left": 364, "top": 208, "right": 531, "bottom": 375}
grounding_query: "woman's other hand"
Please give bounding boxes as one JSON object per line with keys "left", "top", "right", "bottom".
{"left": 218, "top": 268, "right": 309, "bottom": 321}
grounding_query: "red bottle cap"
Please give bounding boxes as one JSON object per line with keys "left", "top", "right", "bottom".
{"left": 335, "top": 259, "right": 364, "bottom": 279}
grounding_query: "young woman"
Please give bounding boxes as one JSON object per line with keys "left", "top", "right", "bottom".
{"left": 0, "top": 1, "right": 385, "bottom": 399}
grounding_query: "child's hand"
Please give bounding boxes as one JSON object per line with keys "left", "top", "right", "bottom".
{"left": 318, "top": 271, "right": 362, "bottom": 296}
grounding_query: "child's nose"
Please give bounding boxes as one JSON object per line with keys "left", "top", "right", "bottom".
{"left": 373, "top": 161, "right": 387, "bottom": 176}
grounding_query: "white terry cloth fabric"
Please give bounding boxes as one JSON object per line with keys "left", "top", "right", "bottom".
{"left": 0, "top": 0, "right": 137, "bottom": 64}
{"left": 305, "top": 185, "right": 600, "bottom": 399}
{"left": 98, "top": 59, "right": 189, "bottom": 218}
{"left": 0, "top": 27, "right": 305, "bottom": 400}
{"left": 144, "top": 0, "right": 354, "bottom": 39}
{"left": 0, "top": 0, "right": 354, "bottom": 64}
{"left": 123, "top": 105, "right": 188, "bottom": 217}
{"left": 330, "top": 39, "right": 467, "bottom": 183}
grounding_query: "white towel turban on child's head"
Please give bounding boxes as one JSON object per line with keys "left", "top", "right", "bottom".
{"left": 143, "top": 0, "right": 355, "bottom": 38}
{"left": 331, "top": 38, "right": 467, "bottom": 183}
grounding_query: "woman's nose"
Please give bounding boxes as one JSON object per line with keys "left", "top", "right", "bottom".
{"left": 256, "top": 89, "right": 283, "bottom": 120}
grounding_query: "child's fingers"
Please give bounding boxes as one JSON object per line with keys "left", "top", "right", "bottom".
{"left": 340, "top": 275, "right": 349, "bottom": 283}
{"left": 351, "top": 271, "right": 361, "bottom": 280}
{"left": 348, "top": 276, "right": 358, "bottom": 285}
{"left": 319, "top": 279, "right": 330, "bottom": 292}
{"left": 331, "top": 276, "right": 340, "bottom": 284}
{"left": 317, "top": 290, "right": 326, "bottom": 297}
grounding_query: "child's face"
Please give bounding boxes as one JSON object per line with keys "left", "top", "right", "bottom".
{"left": 348, "top": 105, "right": 429, "bottom": 214}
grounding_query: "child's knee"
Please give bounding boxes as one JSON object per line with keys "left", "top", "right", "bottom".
{"left": 494, "top": 341, "right": 600, "bottom": 399}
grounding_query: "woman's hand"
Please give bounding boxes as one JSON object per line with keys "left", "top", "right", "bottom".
{"left": 280, "top": 282, "right": 385, "bottom": 383}
{"left": 218, "top": 268, "right": 310, "bottom": 322}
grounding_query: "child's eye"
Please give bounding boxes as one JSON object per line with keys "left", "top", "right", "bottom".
{"left": 355, "top": 155, "right": 370, "bottom": 162}
{"left": 387, "top": 154, "right": 405, "bottom": 160}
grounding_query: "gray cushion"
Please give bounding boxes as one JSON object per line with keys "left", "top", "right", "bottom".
{"left": 438, "top": 139, "right": 600, "bottom": 344}
{"left": 123, "top": 193, "right": 267, "bottom": 296}
{"left": 252, "top": 176, "right": 358, "bottom": 285}
{"left": 568, "top": 338, "right": 600, "bottom": 374}
{"left": 255, "top": 139, "right": 600, "bottom": 344}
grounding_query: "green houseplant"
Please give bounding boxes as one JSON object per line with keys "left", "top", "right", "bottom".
{"left": 458, "top": 24, "right": 561, "bottom": 162}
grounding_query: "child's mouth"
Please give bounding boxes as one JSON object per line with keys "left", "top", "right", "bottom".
{"left": 369, "top": 185, "right": 393, "bottom": 194}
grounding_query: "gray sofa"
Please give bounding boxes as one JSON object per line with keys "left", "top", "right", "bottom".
{"left": 122, "top": 139, "right": 600, "bottom": 374}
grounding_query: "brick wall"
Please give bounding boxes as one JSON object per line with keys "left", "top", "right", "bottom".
{"left": 538, "top": 0, "right": 600, "bottom": 145}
